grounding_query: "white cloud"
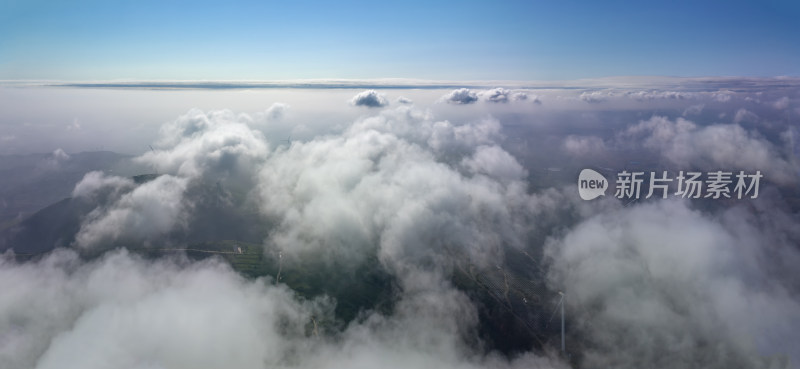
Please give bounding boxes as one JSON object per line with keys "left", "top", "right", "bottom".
{"left": 620, "top": 116, "right": 797, "bottom": 185}
{"left": 579, "top": 90, "right": 613, "bottom": 103}
{"left": 0, "top": 244, "right": 567, "bottom": 369}
{"left": 479, "top": 88, "right": 513, "bottom": 103}
{"left": 349, "top": 106, "right": 502, "bottom": 157}
{"left": 74, "top": 175, "right": 189, "bottom": 248}
{"left": 733, "top": 108, "right": 759, "bottom": 123}
{"left": 51, "top": 148, "right": 70, "bottom": 161}
{"left": 256, "top": 106, "right": 530, "bottom": 273}
{"left": 562, "top": 135, "right": 608, "bottom": 157}
{"left": 773, "top": 96, "right": 790, "bottom": 110}
{"left": 66, "top": 109, "right": 272, "bottom": 250}
{"left": 42, "top": 148, "right": 71, "bottom": 168}
{"left": 66, "top": 118, "right": 81, "bottom": 131}
{"left": 475, "top": 88, "right": 534, "bottom": 104}
{"left": 396, "top": 96, "right": 413, "bottom": 104}
{"left": 264, "top": 102, "right": 289, "bottom": 120}
{"left": 683, "top": 103, "right": 705, "bottom": 116}
{"left": 0, "top": 250, "right": 323, "bottom": 369}
{"left": 72, "top": 171, "right": 135, "bottom": 199}
{"left": 546, "top": 199, "right": 800, "bottom": 368}
{"left": 626, "top": 90, "right": 695, "bottom": 100}
{"left": 440, "top": 88, "right": 478, "bottom": 104}
{"left": 350, "top": 90, "right": 389, "bottom": 108}
{"left": 4, "top": 82, "right": 799, "bottom": 369}
{"left": 136, "top": 109, "right": 270, "bottom": 180}
{"left": 462, "top": 145, "right": 527, "bottom": 181}
{"left": 523, "top": 93, "right": 542, "bottom": 104}
{"left": 711, "top": 90, "right": 734, "bottom": 102}
{"left": 439, "top": 88, "right": 535, "bottom": 105}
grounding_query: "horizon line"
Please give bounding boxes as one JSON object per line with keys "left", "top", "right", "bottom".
{"left": 2, "top": 76, "right": 800, "bottom": 91}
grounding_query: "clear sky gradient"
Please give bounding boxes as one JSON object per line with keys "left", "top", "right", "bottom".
{"left": 1, "top": 0, "right": 798, "bottom": 81}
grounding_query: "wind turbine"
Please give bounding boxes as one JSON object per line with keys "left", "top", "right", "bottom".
{"left": 548, "top": 291, "right": 566, "bottom": 353}
{"left": 275, "top": 250, "right": 283, "bottom": 284}
{"left": 147, "top": 145, "right": 158, "bottom": 175}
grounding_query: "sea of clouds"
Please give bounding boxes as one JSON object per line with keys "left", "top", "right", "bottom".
{"left": 1, "top": 78, "right": 799, "bottom": 368}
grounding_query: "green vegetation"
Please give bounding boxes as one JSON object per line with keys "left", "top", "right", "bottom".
{"left": 133, "top": 240, "right": 395, "bottom": 326}
{"left": 132, "top": 173, "right": 160, "bottom": 184}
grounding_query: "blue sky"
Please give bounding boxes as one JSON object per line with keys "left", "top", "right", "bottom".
{"left": 1, "top": 0, "right": 798, "bottom": 81}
